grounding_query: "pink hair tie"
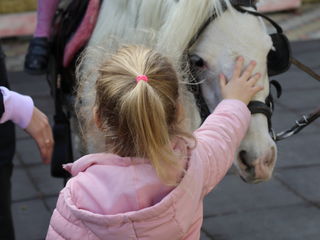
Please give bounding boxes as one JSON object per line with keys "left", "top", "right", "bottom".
{"left": 136, "top": 75, "right": 149, "bottom": 83}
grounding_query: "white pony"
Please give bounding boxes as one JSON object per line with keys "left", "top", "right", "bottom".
{"left": 77, "top": 0, "right": 276, "bottom": 183}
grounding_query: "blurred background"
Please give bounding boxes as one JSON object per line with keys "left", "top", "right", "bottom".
{"left": 1, "top": 0, "right": 320, "bottom": 71}
{"left": 0, "top": 0, "right": 320, "bottom": 239}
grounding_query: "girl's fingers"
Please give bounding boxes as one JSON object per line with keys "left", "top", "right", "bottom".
{"left": 241, "top": 61, "right": 257, "bottom": 80}
{"left": 219, "top": 74, "right": 227, "bottom": 88}
{"left": 252, "top": 86, "right": 264, "bottom": 95}
{"left": 247, "top": 73, "right": 262, "bottom": 86}
{"left": 232, "top": 56, "right": 244, "bottom": 79}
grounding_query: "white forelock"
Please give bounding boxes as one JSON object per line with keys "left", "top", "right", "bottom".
{"left": 156, "top": 0, "right": 228, "bottom": 61}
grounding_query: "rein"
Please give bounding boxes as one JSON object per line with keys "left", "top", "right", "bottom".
{"left": 274, "top": 56, "right": 320, "bottom": 141}
{"left": 275, "top": 107, "right": 320, "bottom": 141}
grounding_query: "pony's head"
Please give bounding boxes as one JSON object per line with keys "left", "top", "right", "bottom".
{"left": 157, "top": 0, "right": 277, "bottom": 183}
{"left": 190, "top": 5, "right": 277, "bottom": 183}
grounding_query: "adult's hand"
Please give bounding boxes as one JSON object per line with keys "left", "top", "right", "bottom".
{"left": 25, "top": 107, "right": 54, "bottom": 164}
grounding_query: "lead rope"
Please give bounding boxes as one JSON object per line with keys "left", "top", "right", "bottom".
{"left": 275, "top": 107, "right": 320, "bottom": 141}
{"left": 290, "top": 57, "right": 320, "bottom": 82}
{"left": 273, "top": 57, "right": 320, "bottom": 141}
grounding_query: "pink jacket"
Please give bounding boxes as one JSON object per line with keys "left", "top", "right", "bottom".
{"left": 46, "top": 99, "right": 250, "bottom": 240}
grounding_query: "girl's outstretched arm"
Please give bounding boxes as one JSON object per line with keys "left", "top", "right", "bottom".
{"left": 193, "top": 57, "right": 263, "bottom": 195}
{"left": 193, "top": 99, "right": 250, "bottom": 195}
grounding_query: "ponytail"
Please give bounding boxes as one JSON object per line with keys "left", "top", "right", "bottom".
{"left": 120, "top": 80, "right": 180, "bottom": 185}
{"left": 95, "top": 45, "right": 191, "bottom": 185}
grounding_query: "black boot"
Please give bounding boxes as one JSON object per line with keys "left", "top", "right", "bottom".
{"left": 24, "top": 37, "right": 50, "bottom": 75}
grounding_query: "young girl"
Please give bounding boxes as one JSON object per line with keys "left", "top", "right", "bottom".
{"left": 46, "top": 45, "right": 262, "bottom": 240}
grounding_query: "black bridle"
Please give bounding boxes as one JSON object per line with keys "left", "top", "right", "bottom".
{"left": 231, "top": 6, "right": 320, "bottom": 141}
{"left": 186, "top": 0, "right": 320, "bottom": 142}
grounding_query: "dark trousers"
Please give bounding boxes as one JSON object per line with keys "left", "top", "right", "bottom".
{"left": 0, "top": 156, "right": 15, "bottom": 240}
{"left": 0, "top": 42, "right": 16, "bottom": 240}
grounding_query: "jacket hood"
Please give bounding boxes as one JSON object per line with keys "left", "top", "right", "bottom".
{"left": 57, "top": 139, "right": 196, "bottom": 239}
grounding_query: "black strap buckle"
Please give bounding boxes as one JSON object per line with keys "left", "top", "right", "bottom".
{"left": 231, "top": 0, "right": 258, "bottom": 9}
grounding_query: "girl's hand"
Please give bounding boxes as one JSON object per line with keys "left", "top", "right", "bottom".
{"left": 219, "top": 56, "right": 264, "bottom": 105}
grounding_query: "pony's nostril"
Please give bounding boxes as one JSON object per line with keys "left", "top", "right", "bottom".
{"left": 264, "top": 146, "right": 276, "bottom": 166}
{"left": 239, "top": 150, "right": 252, "bottom": 169}
{"left": 264, "top": 156, "right": 272, "bottom": 166}
{"left": 264, "top": 159, "right": 270, "bottom": 166}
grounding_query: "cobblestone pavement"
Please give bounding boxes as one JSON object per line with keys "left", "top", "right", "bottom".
{"left": 1, "top": 4, "right": 320, "bottom": 240}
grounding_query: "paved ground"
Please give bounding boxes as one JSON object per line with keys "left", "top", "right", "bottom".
{"left": 1, "top": 3, "right": 320, "bottom": 239}
{"left": 5, "top": 39, "right": 320, "bottom": 240}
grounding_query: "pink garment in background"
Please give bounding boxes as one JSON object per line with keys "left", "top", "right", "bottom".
{"left": 63, "top": 0, "right": 100, "bottom": 67}
{"left": 34, "top": 0, "right": 60, "bottom": 37}
{"left": 258, "top": 0, "right": 301, "bottom": 13}
{"left": 0, "top": 87, "right": 34, "bottom": 129}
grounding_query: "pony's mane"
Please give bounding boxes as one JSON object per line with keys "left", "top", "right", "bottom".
{"left": 156, "top": 0, "right": 231, "bottom": 60}
{"left": 89, "top": 0, "right": 232, "bottom": 55}
{"left": 77, "top": 0, "right": 235, "bottom": 152}
{"left": 89, "top": 0, "right": 176, "bottom": 48}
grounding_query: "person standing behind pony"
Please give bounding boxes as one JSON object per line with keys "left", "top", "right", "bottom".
{"left": 0, "top": 41, "right": 54, "bottom": 240}
{"left": 46, "top": 45, "right": 263, "bottom": 240}
{"left": 24, "top": 0, "right": 60, "bottom": 74}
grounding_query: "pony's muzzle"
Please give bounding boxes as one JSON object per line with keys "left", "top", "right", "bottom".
{"left": 238, "top": 146, "right": 276, "bottom": 183}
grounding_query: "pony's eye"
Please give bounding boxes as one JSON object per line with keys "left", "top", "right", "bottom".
{"left": 189, "top": 54, "right": 205, "bottom": 68}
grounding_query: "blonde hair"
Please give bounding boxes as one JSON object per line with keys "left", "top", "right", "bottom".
{"left": 95, "top": 45, "right": 193, "bottom": 185}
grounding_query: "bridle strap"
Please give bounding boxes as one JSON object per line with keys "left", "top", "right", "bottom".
{"left": 187, "top": 1, "right": 258, "bottom": 50}
{"left": 187, "top": 14, "right": 216, "bottom": 50}
{"left": 233, "top": 6, "right": 283, "bottom": 33}
{"left": 248, "top": 101, "right": 272, "bottom": 119}
{"left": 247, "top": 100, "right": 273, "bottom": 130}
{"left": 231, "top": 0, "right": 258, "bottom": 9}
{"left": 234, "top": 6, "right": 320, "bottom": 141}
{"left": 247, "top": 80, "right": 283, "bottom": 136}
{"left": 235, "top": 7, "right": 320, "bottom": 83}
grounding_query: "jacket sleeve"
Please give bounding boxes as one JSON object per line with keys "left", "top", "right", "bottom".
{"left": 0, "top": 89, "right": 4, "bottom": 118}
{"left": 192, "top": 99, "right": 251, "bottom": 196}
{"left": 0, "top": 87, "right": 34, "bottom": 129}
